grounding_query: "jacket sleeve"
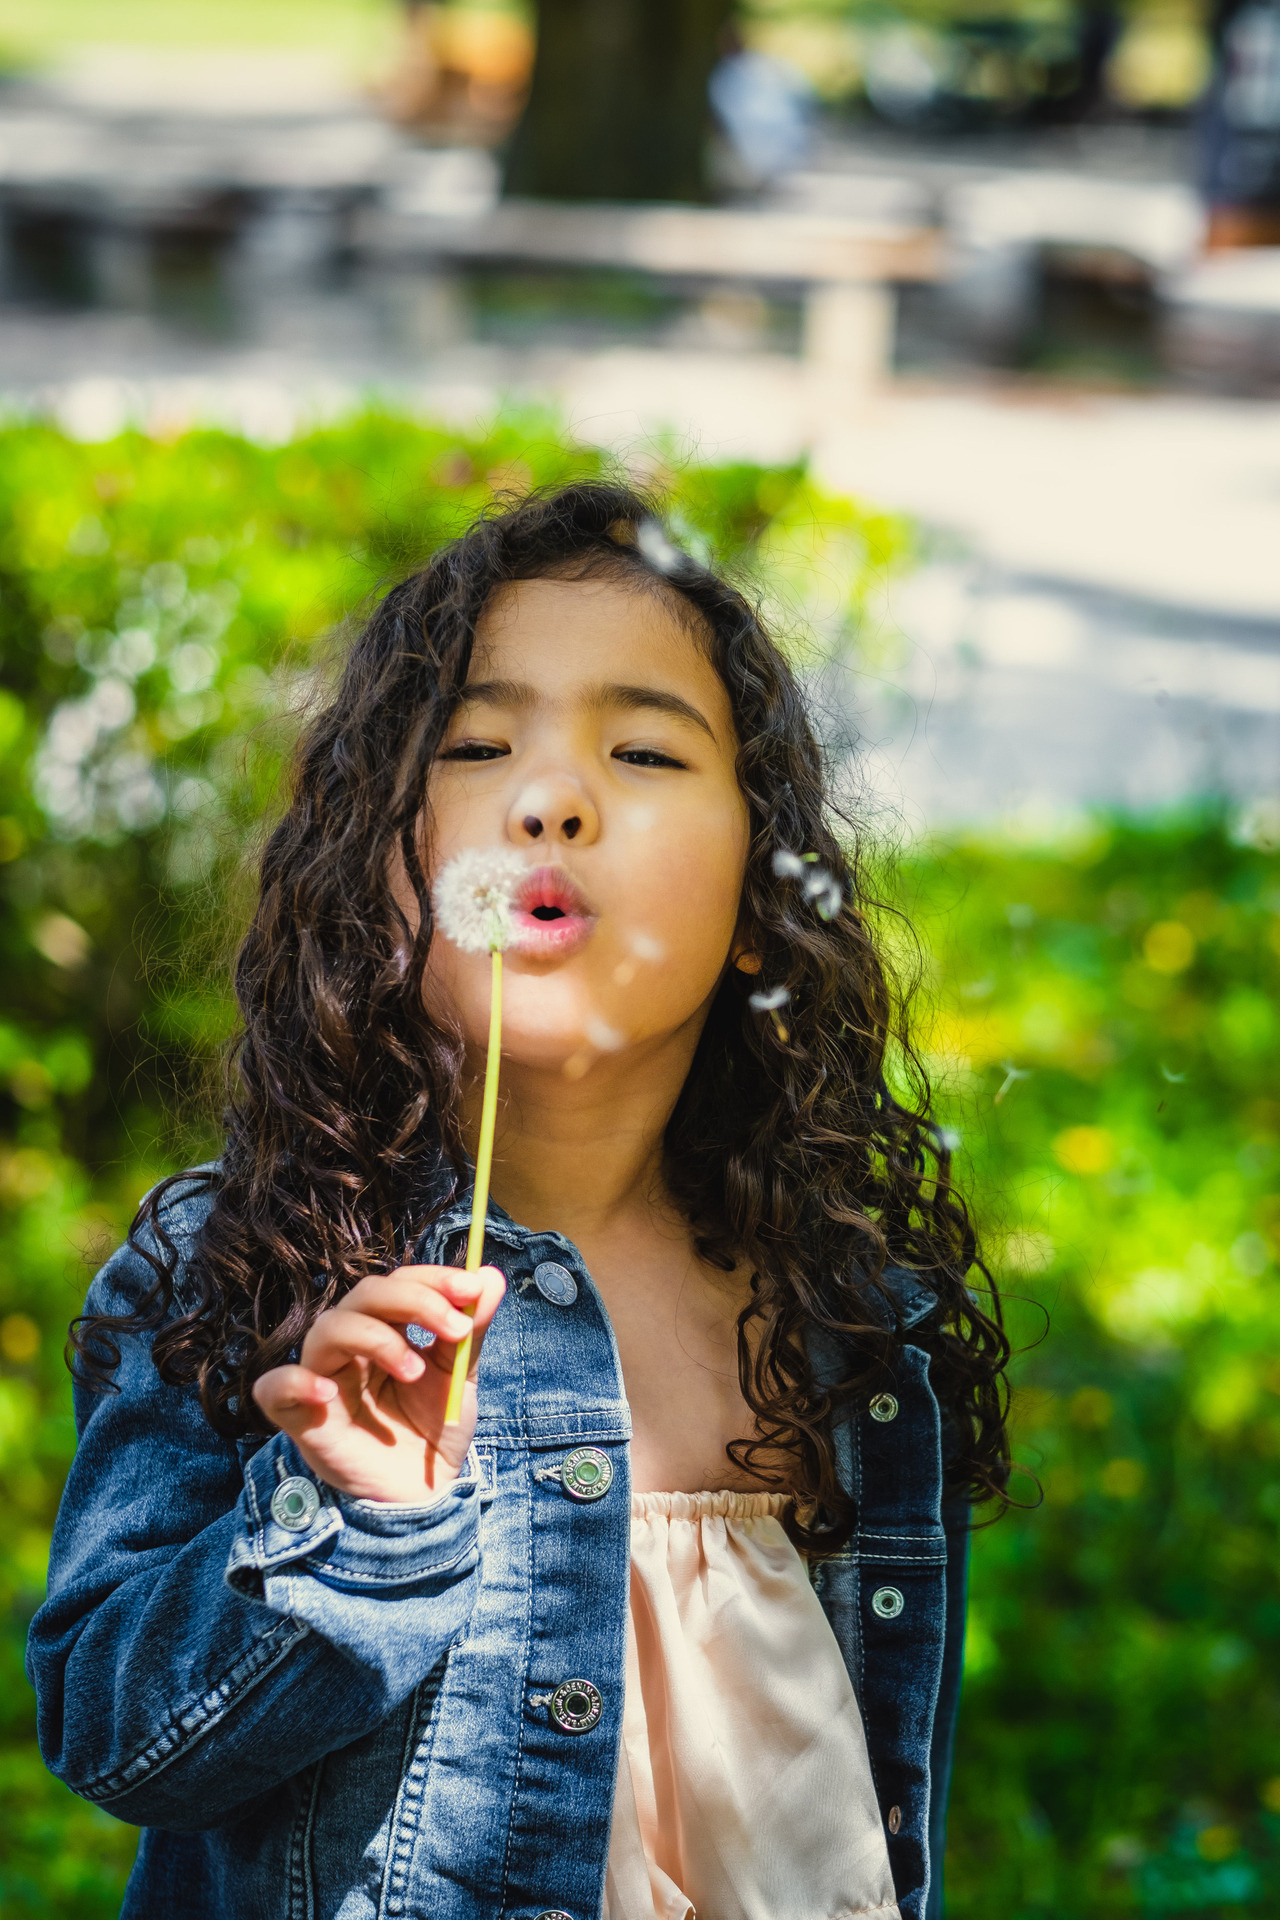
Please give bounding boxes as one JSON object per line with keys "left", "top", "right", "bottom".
{"left": 26, "top": 1200, "right": 483, "bottom": 1832}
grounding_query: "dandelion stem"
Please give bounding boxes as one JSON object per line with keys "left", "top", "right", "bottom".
{"left": 444, "top": 949, "right": 502, "bottom": 1426}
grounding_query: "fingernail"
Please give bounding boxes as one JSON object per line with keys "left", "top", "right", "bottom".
{"left": 448, "top": 1313, "right": 472, "bottom": 1338}
{"left": 399, "top": 1353, "right": 426, "bottom": 1379}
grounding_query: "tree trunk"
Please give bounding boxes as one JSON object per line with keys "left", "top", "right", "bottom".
{"left": 506, "top": 0, "right": 735, "bottom": 204}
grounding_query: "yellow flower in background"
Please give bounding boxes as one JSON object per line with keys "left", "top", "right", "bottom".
{"left": 1053, "top": 1125, "right": 1116, "bottom": 1176}
{"left": 1143, "top": 920, "right": 1196, "bottom": 974}
{"left": 1069, "top": 1387, "right": 1113, "bottom": 1429}
{"left": 0, "top": 1313, "right": 39, "bottom": 1363}
{"left": 1193, "top": 1357, "right": 1260, "bottom": 1434}
{"left": 1100, "top": 1458, "right": 1145, "bottom": 1498}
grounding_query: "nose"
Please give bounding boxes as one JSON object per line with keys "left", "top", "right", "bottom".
{"left": 508, "top": 774, "right": 599, "bottom": 849}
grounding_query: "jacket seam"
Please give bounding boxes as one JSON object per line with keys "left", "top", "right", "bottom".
{"left": 499, "top": 1285, "right": 533, "bottom": 1915}
{"left": 378, "top": 1679, "right": 429, "bottom": 1920}
{"left": 301, "top": 1533, "right": 476, "bottom": 1584}
{"left": 859, "top": 1543, "right": 940, "bottom": 1559}
{"left": 379, "top": 1663, "right": 446, "bottom": 1920}
{"left": 80, "top": 1614, "right": 311, "bottom": 1804}
{"left": 288, "top": 1757, "right": 324, "bottom": 1920}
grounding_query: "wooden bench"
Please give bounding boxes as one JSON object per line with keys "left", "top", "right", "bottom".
{"left": 362, "top": 197, "right": 946, "bottom": 390}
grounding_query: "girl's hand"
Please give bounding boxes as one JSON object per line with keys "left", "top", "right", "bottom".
{"left": 251, "top": 1264, "right": 506, "bottom": 1505}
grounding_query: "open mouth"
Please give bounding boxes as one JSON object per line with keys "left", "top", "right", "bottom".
{"left": 511, "top": 865, "right": 596, "bottom": 956}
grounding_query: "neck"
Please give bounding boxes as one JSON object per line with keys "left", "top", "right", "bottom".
{"left": 464, "top": 1027, "right": 701, "bottom": 1260}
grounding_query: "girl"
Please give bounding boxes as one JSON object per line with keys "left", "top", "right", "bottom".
{"left": 29, "top": 482, "right": 1010, "bottom": 1920}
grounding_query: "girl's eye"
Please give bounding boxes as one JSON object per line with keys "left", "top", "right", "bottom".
{"left": 613, "top": 747, "right": 687, "bottom": 770}
{"left": 439, "top": 741, "right": 509, "bottom": 762}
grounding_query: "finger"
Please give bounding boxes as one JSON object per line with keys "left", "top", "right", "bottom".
{"left": 338, "top": 1268, "right": 495, "bottom": 1327}
{"left": 300, "top": 1308, "right": 450, "bottom": 1383}
{"left": 467, "top": 1265, "right": 507, "bottom": 1344}
{"left": 253, "top": 1364, "right": 339, "bottom": 1427}
{"left": 424, "top": 1266, "right": 507, "bottom": 1378}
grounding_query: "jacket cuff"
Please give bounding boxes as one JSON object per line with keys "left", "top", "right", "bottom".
{"left": 226, "top": 1431, "right": 481, "bottom": 1600}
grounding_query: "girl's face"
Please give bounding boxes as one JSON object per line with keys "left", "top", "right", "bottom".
{"left": 422, "top": 575, "right": 752, "bottom": 1076}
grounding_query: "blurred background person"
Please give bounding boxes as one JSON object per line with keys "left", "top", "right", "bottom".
{"left": 1202, "top": 0, "right": 1280, "bottom": 243}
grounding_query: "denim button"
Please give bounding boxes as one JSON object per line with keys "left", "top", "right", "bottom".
{"left": 887, "top": 1805, "right": 902, "bottom": 1834}
{"left": 549, "top": 1678, "right": 602, "bottom": 1733}
{"left": 533, "top": 1262, "right": 578, "bottom": 1306}
{"left": 271, "top": 1476, "right": 321, "bottom": 1532}
{"left": 870, "top": 1393, "right": 899, "bottom": 1422}
{"left": 871, "top": 1585, "right": 905, "bottom": 1619}
{"left": 534, "top": 1912, "right": 575, "bottom": 1919}
{"left": 561, "top": 1446, "right": 613, "bottom": 1502}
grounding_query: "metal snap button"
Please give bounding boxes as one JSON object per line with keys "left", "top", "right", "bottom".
{"left": 870, "top": 1392, "right": 899, "bottom": 1422}
{"left": 548, "top": 1678, "right": 603, "bottom": 1734}
{"left": 534, "top": 1912, "right": 575, "bottom": 1919}
{"left": 887, "top": 1804, "right": 902, "bottom": 1834}
{"left": 871, "top": 1585, "right": 905, "bottom": 1619}
{"left": 271, "top": 1476, "right": 321, "bottom": 1532}
{"left": 561, "top": 1446, "right": 613, "bottom": 1502}
{"left": 533, "top": 1261, "right": 578, "bottom": 1306}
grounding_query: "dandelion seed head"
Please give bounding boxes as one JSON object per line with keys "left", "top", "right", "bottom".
{"left": 748, "top": 985, "right": 790, "bottom": 1012}
{"left": 433, "top": 847, "right": 526, "bottom": 954}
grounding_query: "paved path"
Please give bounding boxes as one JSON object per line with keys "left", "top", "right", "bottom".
{"left": 4, "top": 312, "right": 1276, "bottom": 827}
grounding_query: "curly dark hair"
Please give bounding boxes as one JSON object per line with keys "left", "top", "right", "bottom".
{"left": 73, "top": 479, "right": 1011, "bottom": 1550}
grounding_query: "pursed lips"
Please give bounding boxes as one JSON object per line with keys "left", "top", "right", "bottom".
{"left": 510, "top": 864, "right": 596, "bottom": 957}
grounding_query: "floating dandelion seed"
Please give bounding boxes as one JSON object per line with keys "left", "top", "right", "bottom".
{"left": 804, "top": 870, "right": 843, "bottom": 920}
{"left": 432, "top": 847, "right": 526, "bottom": 954}
{"left": 748, "top": 983, "right": 791, "bottom": 1043}
{"left": 630, "top": 930, "right": 666, "bottom": 962}
{"left": 585, "top": 1016, "right": 626, "bottom": 1052}
{"left": 749, "top": 985, "right": 789, "bottom": 1012}
{"left": 772, "top": 847, "right": 843, "bottom": 921}
{"left": 430, "top": 846, "right": 526, "bottom": 1424}
{"left": 994, "top": 1062, "right": 1031, "bottom": 1105}
{"left": 636, "top": 517, "right": 688, "bottom": 577}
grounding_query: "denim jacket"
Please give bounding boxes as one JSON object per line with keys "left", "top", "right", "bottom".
{"left": 28, "top": 1175, "right": 970, "bottom": 1920}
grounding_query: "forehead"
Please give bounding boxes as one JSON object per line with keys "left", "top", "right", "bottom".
{"left": 470, "top": 576, "right": 731, "bottom": 723}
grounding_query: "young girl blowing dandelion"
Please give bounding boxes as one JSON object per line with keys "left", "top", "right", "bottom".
{"left": 30, "top": 483, "right": 1011, "bottom": 1920}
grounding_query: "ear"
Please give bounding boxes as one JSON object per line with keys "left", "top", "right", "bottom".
{"left": 731, "top": 947, "right": 762, "bottom": 975}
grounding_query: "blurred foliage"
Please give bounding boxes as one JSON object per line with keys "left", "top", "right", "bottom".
{"left": 0, "top": 414, "right": 1275, "bottom": 1918}
{"left": 743, "top": 0, "right": 1211, "bottom": 118}
{"left": 906, "top": 817, "right": 1280, "bottom": 1918}
{"left": 0, "top": 0, "right": 401, "bottom": 62}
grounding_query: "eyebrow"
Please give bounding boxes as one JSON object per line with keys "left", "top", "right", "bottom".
{"left": 457, "top": 678, "right": 718, "bottom": 742}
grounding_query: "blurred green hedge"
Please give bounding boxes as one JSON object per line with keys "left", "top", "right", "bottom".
{"left": 0, "top": 413, "right": 1276, "bottom": 1918}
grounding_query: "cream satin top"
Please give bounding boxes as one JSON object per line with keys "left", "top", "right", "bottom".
{"left": 603, "top": 1490, "right": 902, "bottom": 1920}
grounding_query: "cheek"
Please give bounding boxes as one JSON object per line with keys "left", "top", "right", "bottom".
{"left": 619, "top": 799, "right": 747, "bottom": 985}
